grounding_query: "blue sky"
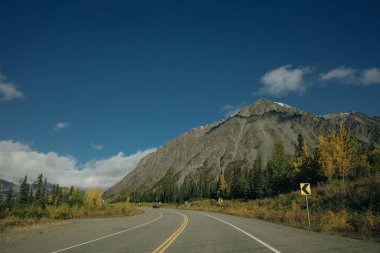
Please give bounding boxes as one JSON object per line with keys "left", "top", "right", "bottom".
{"left": 1, "top": 1, "right": 380, "bottom": 187}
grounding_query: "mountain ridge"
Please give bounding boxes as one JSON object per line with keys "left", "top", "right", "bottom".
{"left": 103, "top": 99, "right": 380, "bottom": 200}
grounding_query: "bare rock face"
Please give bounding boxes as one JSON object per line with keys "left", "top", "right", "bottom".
{"left": 103, "top": 99, "right": 380, "bottom": 199}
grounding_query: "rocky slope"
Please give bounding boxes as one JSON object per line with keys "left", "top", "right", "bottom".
{"left": 103, "top": 99, "right": 380, "bottom": 199}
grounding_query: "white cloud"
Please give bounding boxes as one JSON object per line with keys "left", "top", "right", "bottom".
{"left": 91, "top": 143, "right": 104, "bottom": 151}
{"left": 0, "top": 72, "right": 25, "bottom": 101}
{"left": 320, "top": 66, "right": 357, "bottom": 83}
{"left": 361, "top": 68, "right": 380, "bottom": 85}
{"left": 0, "top": 140, "right": 156, "bottom": 189}
{"left": 222, "top": 104, "right": 242, "bottom": 118}
{"left": 259, "top": 65, "right": 312, "bottom": 97}
{"left": 321, "top": 66, "right": 380, "bottom": 85}
{"left": 55, "top": 122, "right": 70, "bottom": 131}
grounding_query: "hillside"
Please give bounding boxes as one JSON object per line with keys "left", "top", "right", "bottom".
{"left": 103, "top": 99, "right": 380, "bottom": 200}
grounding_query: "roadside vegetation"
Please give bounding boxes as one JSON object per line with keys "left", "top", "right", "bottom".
{"left": 175, "top": 176, "right": 379, "bottom": 241}
{"left": 0, "top": 175, "right": 140, "bottom": 231}
{"left": 126, "top": 124, "right": 380, "bottom": 240}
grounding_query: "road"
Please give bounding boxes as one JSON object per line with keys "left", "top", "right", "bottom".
{"left": 0, "top": 208, "right": 379, "bottom": 253}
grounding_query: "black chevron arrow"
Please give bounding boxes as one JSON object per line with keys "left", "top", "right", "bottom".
{"left": 302, "top": 184, "right": 310, "bottom": 195}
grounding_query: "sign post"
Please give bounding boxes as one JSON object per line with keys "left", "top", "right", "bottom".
{"left": 300, "top": 183, "right": 311, "bottom": 227}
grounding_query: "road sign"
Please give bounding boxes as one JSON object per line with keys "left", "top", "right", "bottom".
{"left": 218, "top": 198, "right": 223, "bottom": 203}
{"left": 300, "top": 183, "right": 311, "bottom": 195}
{"left": 300, "top": 183, "right": 311, "bottom": 226}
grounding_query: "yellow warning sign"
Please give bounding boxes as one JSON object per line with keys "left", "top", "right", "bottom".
{"left": 300, "top": 183, "right": 311, "bottom": 195}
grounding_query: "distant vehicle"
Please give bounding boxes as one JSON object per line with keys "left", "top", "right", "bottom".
{"left": 152, "top": 203, "right": 160, "bottom": 208}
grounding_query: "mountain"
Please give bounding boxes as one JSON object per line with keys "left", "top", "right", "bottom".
{"left": 0, "top": 178, "right": 19, "bottom": 196}
{"left": 0, "top": 177, "right": 67, "bottom": 197}
{"left": 103, "top": 99, "right": 380, "bottom": 200}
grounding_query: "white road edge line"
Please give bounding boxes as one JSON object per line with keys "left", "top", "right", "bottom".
{"left": 50, "top": 212, "right": 163, "bottom": 253}
{"left": 199, "top": 213, "right": 281, "bottom": 253}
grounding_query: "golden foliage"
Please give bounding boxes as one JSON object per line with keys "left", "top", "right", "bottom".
{"left": 318, "top": 135, "right": 334, "bottom": 180}
{"left": 317, "top": 124, "right": 365, "bottom": 180}
{"left": 85, "top": 188, "right": 103, "bottom": 207}
{"left": 216, "top": 172, "right": 228, "bottom": 198}
{"left": 321, "top": 210, "right": 350, "bottom": 232}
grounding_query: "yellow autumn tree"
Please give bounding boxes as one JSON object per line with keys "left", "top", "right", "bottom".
{"left": 216, "top": 170, "right": 228, "bottom": 198}
{"left": 317, "top": 124, "right": 365, "bottom": 181}
{"left": 85, "top": 188, "right": 103, "bottom": 207}
{"left": 317, "top": 135, "right": 335, "bottom": 180}
{"left": 333, "top": 124, "right": 356, "bottom": 180}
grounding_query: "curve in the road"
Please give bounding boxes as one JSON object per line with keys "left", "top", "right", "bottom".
{"left": 50, "top": 211, "right": 163, "bottom": 253}
{"left": 152, "top": 211, "right": 188, "bottom": 253}
{"left": 199, "top": 213, "right": 281, "bottom": 253}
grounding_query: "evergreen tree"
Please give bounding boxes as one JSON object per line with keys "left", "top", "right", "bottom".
{"left": 251, "top": 157, "right": 264, "bottom": 199}
{"left": 181, "top": 174, "right": 196, "bottom": 201}
{"left": 51, "top": 184, "right": 57, "bottom": 205}
{"left": 295, "top": 134, "right": 304, "bottom": 158}
{"left": 19, "top": 175, "right": 30, "bottom": 205}
{"left": 368, "top": 147, "right": 380, "bottom": 174}
{"left": 57, "top": 185, "right": 63, "bottom": 206}
{"left": 6, "top": 186, "right": 14, "bottom": 209}
{"left": 67, "top": 186, "right": 74, "bottom": 203}
{"left": 43, "top": 177, "right": 48, "bottom": 206}
{"left": 266, "top": 139, "right": 291, "bottom": 195}
{"left": 35, "top": 174, "right": 43, "bottom": 201}
{"left": 230, "top": 166, "right": 242, "bottom": 198}
{"left": 35, "top": 174, "right": 46, "bottom": 209}
{"left": 240, "top": 167, "right": 249, "bottom": 198}
{"left": 0, "top": 188, "right": 4, "bottom": 211}
{"left": 265, "top": 159, "right": 274, "bottom": 196}
{"left": 196, "top": 167, "right": 214, "bottom": 198}
{"left": 29, "top": 187, "right": 34, "bottom": 204}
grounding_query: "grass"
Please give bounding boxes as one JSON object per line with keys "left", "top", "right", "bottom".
{"left": 0, "top": 202, "right": 141, "bottom": 232}
{"left": 153, "top": 176, "right": 380, "bottom": 242}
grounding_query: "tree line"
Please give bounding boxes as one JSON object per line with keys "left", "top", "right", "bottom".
{"left": 0, "top": 173, "right": 86, "bottom": 217}
{"left": 128, "top": 124, "right": 380, "bottom": 203}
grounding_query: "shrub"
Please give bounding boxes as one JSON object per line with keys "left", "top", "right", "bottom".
{"left": 85, "top": 188, "right": 103, "bottom": 207}
{"left": 320, "top": 210, "right": 351, "bottom": 232}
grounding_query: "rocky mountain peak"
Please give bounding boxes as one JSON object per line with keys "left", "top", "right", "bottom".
{"left": 237, "top": 99, "right": 309, "bottom": 117}
{"left": 103, "top": 99, "right": 380, "bottom": 200}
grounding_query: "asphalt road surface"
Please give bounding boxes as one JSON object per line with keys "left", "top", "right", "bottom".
{"left": 1, "top": 208, "right": 379, "bottom": 253}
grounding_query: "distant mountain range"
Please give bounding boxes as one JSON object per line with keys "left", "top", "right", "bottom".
{"left": 0, "top": 178, "right": 19, "bottom": 194}
{"left": 0, "top": 178, "right": 64, "bottom": 197}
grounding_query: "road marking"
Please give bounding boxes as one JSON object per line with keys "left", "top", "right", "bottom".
{"left": 50, "top": 212, "right": 163, "bottom": 253}
{"left": 199, "top": 213, "right": 281, "bottom": 253}
{"left": 152, "top": 212, "right": 188, "bottom": 253}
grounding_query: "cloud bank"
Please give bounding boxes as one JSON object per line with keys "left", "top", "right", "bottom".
{"left": 257, "top": 65, "right": 380, "bottom": 97}
{"left": 259, "top": 65, "right": 312, "bottom": 97}
{"left": 0, "top": 140, "right": 156, "bottom": 189}
{"left": 320, "top": 66, "right": 380, "bottom": 85}
{"left": 320, "top": 66, "right": 357, "bottom": 83}
{"left": 0, "top": 72, "right": 25, "bottom": 101}
{"left": 361, "top": 68, "right": 380, "bottom": 85}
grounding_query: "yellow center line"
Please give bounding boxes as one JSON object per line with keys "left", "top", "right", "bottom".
{"left": 152, "top": 212, "right": 188, "bottom": 253}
